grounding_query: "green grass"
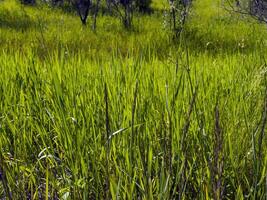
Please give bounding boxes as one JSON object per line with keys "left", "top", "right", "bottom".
{"left": 0, "top": 0, "right": 267, "bottom": 199}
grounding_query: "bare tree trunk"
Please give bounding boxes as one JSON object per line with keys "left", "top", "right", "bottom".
{"left": 92, "top": 0, "right": 101, "bottom": 30}
{"left": 76, "top": 0, "right": 91, "bottom": 25}
{"left": 124, "top": 2, "right": 132, "bottom": 28}
{"left": 106, "top": 0, "right": 111, "bottom": 13}
{"left": 170, "top": 0, "right": 176, "bottom": 31}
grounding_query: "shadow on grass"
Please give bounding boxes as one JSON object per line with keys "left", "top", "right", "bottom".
{"left": 0, "top": 10, "right": 36, "bottom": 31}
{"left": 177, "top": 26, "right": 259, "bottom": 55}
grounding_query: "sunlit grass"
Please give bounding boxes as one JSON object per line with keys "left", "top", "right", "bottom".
{"left": 0, "top": 0, "right": 266, "bottom": 199}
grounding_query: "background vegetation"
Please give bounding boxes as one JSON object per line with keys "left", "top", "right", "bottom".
{"left": 0, "top": 0, "right": 267, "bottom": 199}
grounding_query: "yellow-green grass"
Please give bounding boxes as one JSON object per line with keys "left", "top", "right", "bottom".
{"left": 0, "top": 0, "right": 266, "bottom": 199}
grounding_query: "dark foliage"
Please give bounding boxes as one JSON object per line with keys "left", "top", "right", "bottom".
{"left": 20, "top": 0, "right": 35, "bottom": 5}
{"left": 135, "top": 0, "right": 151, "bottom": 13}
{"left": 250, "top": 0, "right": 267, "bottom": 22}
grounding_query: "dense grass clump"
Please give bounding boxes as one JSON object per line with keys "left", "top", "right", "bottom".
{"left": 0, "top": 0, "right": 267, "bottom": 199}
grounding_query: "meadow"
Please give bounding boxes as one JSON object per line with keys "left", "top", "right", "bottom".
{"left": 0, "top": 0, "right": 267, "bottom": 199}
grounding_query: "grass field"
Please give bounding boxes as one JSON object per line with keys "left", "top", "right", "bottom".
{"left": 0, "top": 0, "right": 267, "bottom": 199}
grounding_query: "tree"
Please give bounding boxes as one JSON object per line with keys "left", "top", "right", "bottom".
{"left": 112, "top": 0, "right": 133, "bottom": 28}
{"left": 75, "top": 0, "right": 101, "bottom": 29}
{"left": 51, "top": 0, "right": 64, "bottom": 6}
{"left": 135, "top": 0, "right": 151, "bottom": 13}
{"left": 92, "top": 0, "right": 101, "bottom": 30}
{"left": 75, "top": 0, "right": 91, "bottom": 25}
{"left": 223, "top": 0, "right": 267, "bottom": 24}
{"left": 167, "top": 0, "right": 193, "bottom": 38}
{"left": 249, "top": 0, "right": 267, "bottom": 23}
